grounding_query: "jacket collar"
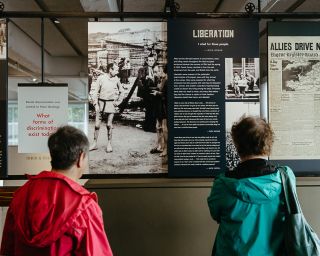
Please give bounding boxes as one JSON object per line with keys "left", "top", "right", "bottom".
{"left": 29, "top": 171, "right": 94, "bottom": 198}
{"left": 225, "top": 158, "right": 276, "bottom": 179}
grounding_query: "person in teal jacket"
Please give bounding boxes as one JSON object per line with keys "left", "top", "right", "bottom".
{"left": 208, "top": 116, "right": 296, "bottom": 256}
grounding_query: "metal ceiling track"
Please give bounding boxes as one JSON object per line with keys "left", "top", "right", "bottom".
{"left": 2, "top": 11, "right": 320, "bottom": 19}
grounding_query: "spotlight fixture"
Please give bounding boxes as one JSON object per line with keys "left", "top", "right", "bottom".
{"left": 52, "top": 18, "right": 60, "bottom": 24}
{"left": 164, "top": 0, "right": 180, "bottom": 16}
{"left": 245, "top": 2, "right": 256, "bottom": 14}
{"left": 164, "top": 0, "right": 171, "bottom": 13}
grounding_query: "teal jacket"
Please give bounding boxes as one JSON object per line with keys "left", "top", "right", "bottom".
{"left": 208, "top": 166, "right": 296, "bottom": 256}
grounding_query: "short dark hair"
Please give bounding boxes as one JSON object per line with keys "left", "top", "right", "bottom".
{"left": 107, "top": 63, "right": 115, "bottom": 73}
{"left": 48, "top": 126, "right": 89, "bottom": 170}
{"left": 231, "top": 116, "right": 274, "bottom": 158}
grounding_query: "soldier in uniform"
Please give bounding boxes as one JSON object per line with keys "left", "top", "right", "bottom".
{"left": 136, "top": 54, "right": 158, "bottom": 132}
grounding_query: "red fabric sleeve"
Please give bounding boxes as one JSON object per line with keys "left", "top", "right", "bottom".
{"left": 72, "top": 200, "right": 113, "bottom": 256}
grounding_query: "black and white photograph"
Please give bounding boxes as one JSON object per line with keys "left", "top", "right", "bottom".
{"left": 225, "top": 58, "right": 260, "bottom": 101}
{"left": 0, "top": 19, "right": 6, "bottom": 59}
{"left": 225, "top": 102, "right": 260, "bottom": 170}
{"left": 282, "top": 59, "right": 320, "bottom": 92}
{"left": 88, "top": 22, "right": 168, "bottom": 175}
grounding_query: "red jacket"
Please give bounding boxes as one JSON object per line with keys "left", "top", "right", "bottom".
{"left": 0, "top": 171, "right": 113, "bottom": 256}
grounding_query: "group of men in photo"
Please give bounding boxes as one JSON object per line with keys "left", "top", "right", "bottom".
{"left": 88, "top": 53, "right": 168, "bottom": 157}
{"left": 230, "top": 70, "right": 257, "bottom": 98}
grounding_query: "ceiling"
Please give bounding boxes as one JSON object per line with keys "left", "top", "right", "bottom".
{"left": 2, "top": 0, "right": 320, "bottom": 100}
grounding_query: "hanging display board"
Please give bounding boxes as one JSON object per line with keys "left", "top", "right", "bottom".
{"left": 167, "top": 19, "right": 260, "bottom": 177}
{"left": 86, "top": 20, "right": 259, "bottom": 178}
{"left": 268, "top": 22, "right": 320, "bottom": 175}
{"left": 5, "top": 19, "right": 260, "bottom": 178}
{"left": 3, "top": 18, "right": 320, "bottom": 178}
{"left": 0, "top": 19, "right": 7, "bottom": 178}
{"left": 18, "top": 84, "right": 68, "bottom": 153}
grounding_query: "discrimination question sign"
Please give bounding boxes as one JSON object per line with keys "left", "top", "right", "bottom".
{"left": 18, "top": 84, "right": 68, "bottom": 153}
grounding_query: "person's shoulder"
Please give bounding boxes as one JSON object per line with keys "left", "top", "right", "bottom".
{"left": 65, "top": 179, "right": 97, "bottom": 200}
{"left": 78, "top": 192, "right": 102, "bottom": 218}
{"left": 9, "top": 179, "right": 32, "bottom": 205}
{"left": 139, "top": 65, "right": 147, "bottom": 70}
{"left": 114, "top": 76, "right": 121, "bottom": 82}
{"left": 138, "top": 66, "right": 147, "bottom": 73}
{"left": 278, "top": 165, "right": 296, "bottom": 182}
{"left": 212, "top": 174, "right": 228, "bottom": 190}
{"left": 34, "top": 171, "right": 96, "bottom": 198}
{"left": 97, "top": 73, "right": 106, "bottom": 81}
{"left": 283, "top": 165, "right": 295, "bottom": 178}
{"left": 95, "top": 74, "right": 102, "bottom": 83}
{"left": 208, "top": 174, "right": 232, "bottom": 203}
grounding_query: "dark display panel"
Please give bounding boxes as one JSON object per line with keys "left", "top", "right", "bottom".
{"left": 168, "top": 19, "right": 260, "bottom": 177}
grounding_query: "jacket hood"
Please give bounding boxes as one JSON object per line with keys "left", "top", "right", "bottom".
{"left": 219, "top": 171, "right": 282, "bottom": 204}
{"left": 11, "top": 171, "right": 96, "bottom": 248}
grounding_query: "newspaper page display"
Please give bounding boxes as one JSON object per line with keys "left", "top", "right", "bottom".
{"left": 268, "top": 22, "right": 320, "bottom": 174}
{"left": 168, "top": 19, "right": 260, "bottom": 177}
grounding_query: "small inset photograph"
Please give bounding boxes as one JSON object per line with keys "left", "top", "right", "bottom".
{"left": 225, "top": 58, "right": 260, "bottom": 101}
{"left": 225, "top": 101, "right": 260, "bottom": 170}
{"left": 0, "top": 19, "right": 6, "bottom": 59}
{"left": 282, "top": 60, "right": 320, "bottom": 92}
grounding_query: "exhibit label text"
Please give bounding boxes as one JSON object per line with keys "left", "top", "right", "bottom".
{"left": 193, "top": 30, "right": 234, "bottom": 38}
{"left": 270, "top": 42, "right": 320, "bottom": 51}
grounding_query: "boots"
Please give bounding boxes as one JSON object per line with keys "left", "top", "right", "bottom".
{"left": 106, "top": 125, "right": 113, "bottom": 153}
{"left": 89, "top": 126, "right": 99, "bottom": 151}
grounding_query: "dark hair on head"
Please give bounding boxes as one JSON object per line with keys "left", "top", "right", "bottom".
{"left": 48, "top": 125, "right": 89, "bottom": 170}
{"left": 148, "top": 53, "right": 156, "bottom": 58}
{"left": 163, "top": 64, "right": 168, "bottom": 74}
{"left": 231, "top": 116, "right": 274, "bottom": 158}
{"left": 107, "top": 62, "right": 115, "bottom": 73}
{"left": 144, "top": 55, "right": 156, "bottom": 68}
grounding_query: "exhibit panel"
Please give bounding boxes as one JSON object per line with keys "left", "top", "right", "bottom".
{"left": 88, "top": 22, "right": 168, "bottom": 176}
{"left": 4, "top": 17, "right": 89, "bottom": 177}
{"left": 3, "top": 16, "right": 320, "bottom": 178}
{"left": 17, "top": 84, "right": 68, "bottom": 153}
{"left": 268, "top": 21, "right": 320, "bottom": 175}
{"left": 168, "top": 19, "right": 260, "bottom": 177}
{"left": 0, "top": 0, "right": 320, "bottom": 256}
{"left": 4, "top": 19, "right": 261, "bottom": 178}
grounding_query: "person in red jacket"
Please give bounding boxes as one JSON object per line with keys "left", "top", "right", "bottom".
{"left": 0, "top": 125, "right": 113, "bottom": 256}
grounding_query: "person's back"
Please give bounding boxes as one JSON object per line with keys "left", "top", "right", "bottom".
{"left": 207, "top": 116, "right": 295, "bottom": 256}
{"left": 1, "top": 126, "right": 113, "bottom": 256}
{"left": 209, "top": 162, "right": 296, "bottom": 255}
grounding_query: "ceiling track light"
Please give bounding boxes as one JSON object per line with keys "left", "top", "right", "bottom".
{"left": 164, "top": 0, "right": 180, "bottom": 16}
{"left": 52, "top": 18, "right": 60, "bottom": 24}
